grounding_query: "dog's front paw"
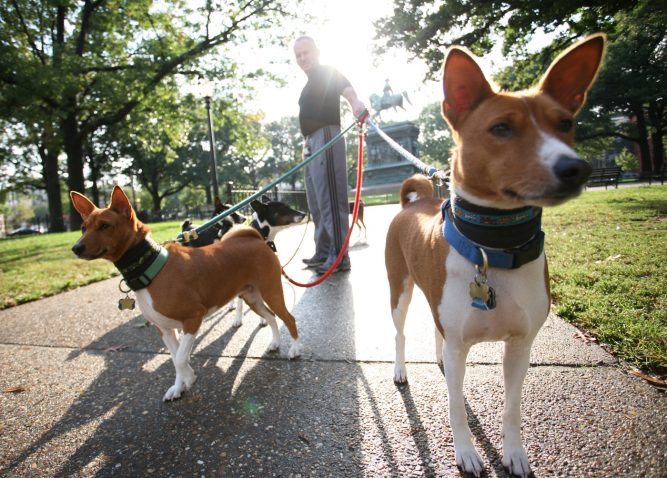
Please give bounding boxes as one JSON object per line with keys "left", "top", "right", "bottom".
{"left": 287, "top": 339, "right": 301, "bottom": 359}
{"left": 267, "top": 338, "right": 280, "bottom": 352}
{"left": 232, "top": 315, "right": 243, "bottom": 327}
{"left": 258, "top": 318, "right": 268, "bottom": 327}
{"left": 393, "top": 364, "right": 408, "bottom": 384}
{"left": 455, "top": 445, "right": 484, "bottom": 477}
{"left": 163, "top": 384, "right": 184, "bottom": 402}
{"left": 502, "top": 446, "right": 532, "bottom": 478}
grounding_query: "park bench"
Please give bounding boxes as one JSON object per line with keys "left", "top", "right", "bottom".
{"left": 587, "top": 166, "right": 621, "bottom": 189}
{"left": 648, "top": 163, "right": 667, "bottom": 185}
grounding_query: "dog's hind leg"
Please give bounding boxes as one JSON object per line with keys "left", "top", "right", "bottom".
{"left": 389, "top": 272, "right": 414, "bottom": 384}
{"left": 358, "top": 217, "right": 367, "bottom": 241}
{"left": 240, "top": 288, "right": 282, "bottom": 352}
{"left": 444, "top": 339, "right": 484, "bottom": 476}
{"left": 501, "top": 338, "right": 533, "bottom": 478}
{"left": 255, "top": 279, "right": 300, "bottom": 359}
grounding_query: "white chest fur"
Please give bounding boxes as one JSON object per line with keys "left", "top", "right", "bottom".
{"left": 134, "top": 289, "right": 183, "bottom": 330}
{"left": 439, "top": 248, "right": 550, "bottom": 344}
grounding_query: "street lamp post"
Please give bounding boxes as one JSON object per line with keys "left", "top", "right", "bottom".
{"left": 204, "top": 95, "right": 220, "bottom": 201}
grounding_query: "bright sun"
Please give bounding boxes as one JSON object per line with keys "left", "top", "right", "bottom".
{"left": 243, "top": 0, "right": 439, "bottom": 122}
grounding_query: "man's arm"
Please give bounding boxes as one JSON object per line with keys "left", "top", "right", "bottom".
{"left": 342, "top": 86, "right": 367, "bottom": 119}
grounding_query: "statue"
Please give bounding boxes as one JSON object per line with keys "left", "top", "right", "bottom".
{"left": 369, "top": 79, "right": 412, "bottom": 119}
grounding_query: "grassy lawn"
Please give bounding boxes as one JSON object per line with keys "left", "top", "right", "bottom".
{"left": 543, "top": 186, "right": 666, "bottom": 376}
{"left": 0, "top": 221, "right": 183, "bottom": 309}
{"left": 1, "top": 186, "right": 665, "bottom": 375}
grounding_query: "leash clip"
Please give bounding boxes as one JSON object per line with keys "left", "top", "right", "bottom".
{"left": 181, "top": 229, "right": 199, "bottom": 243}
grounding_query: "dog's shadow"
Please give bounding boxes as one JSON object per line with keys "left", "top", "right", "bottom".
{"left": 2, "top": 281, "right": 375, "bottom": 477}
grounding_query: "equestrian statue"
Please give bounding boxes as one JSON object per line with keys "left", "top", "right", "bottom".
{"left": 369, "top": 79, "right": 412, "bottom": 119}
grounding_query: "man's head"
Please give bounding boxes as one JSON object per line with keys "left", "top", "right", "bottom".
{"left": 294, "top": 36, "right": 320, "bottom": 74}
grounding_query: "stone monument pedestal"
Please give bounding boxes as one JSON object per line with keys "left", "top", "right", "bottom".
{"left": 363, "top": 121, "right": 420, "bottom": 190}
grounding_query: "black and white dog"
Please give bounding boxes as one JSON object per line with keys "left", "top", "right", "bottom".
{"left": 250, "top": 195, "right": 307, "bottom": 252}
{"left": 181, "top": 197, "right": 246, "bottom": 247}
{"left": 182, "top": 194, "right": 305, "bottom": 327}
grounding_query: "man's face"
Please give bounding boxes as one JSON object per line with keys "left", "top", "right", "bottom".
{"left": 294, "top": 39, "right": 319, "bottom": 74}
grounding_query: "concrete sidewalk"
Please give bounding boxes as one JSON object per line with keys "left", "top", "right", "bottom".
{"left": 1, "top": 204, "right": 665, "bottom": 477}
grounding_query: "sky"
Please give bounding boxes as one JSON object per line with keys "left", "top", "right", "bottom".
{"left": 236, "top": 0, "right": 445, "bottom": 123}
{"left": 226, "top": 0, "right": 562, "bottom": 125}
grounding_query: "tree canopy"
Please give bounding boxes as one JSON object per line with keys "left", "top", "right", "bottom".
{"left": 0, "top": 0, "right": 295, "bottom": 230}
{"left": 376, "top": 0, "right": 665, "bottom": 174}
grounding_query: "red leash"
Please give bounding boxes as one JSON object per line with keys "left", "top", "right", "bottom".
{"left": 283, "top": 115, "right": 367, "bottom": 287}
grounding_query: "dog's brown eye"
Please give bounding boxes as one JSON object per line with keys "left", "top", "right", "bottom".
{"left": 99, "top": 223, "right": 110, "bottom": 231}
{"left": 489, "top": 123, "right": 513, "bottom": 138}
{"left": 558, "top": 119, "right": 573, "bottom": 132}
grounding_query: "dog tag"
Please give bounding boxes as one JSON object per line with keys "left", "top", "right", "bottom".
{"left": 118, "top": 295, "right": 135, "bottom": 311}
{"left": 469, "top": 248, "right": 496, "bottom": 310}
{"left": 469, "top": 276, "right": 496, "bottom": 311}
{"left": 117, "top": 279, "right": 135, "bottom": 311}
{"left": 470, "top": 284, "right": 496, "bottom": 310}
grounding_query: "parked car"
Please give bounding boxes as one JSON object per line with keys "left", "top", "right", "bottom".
{"left": 7, "top": 227, "right": 42, "bottom": 237}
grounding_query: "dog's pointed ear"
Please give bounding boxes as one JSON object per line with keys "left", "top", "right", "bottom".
{"left": 261, "top": 194, "right": 271, "bottom": 204}
{"left": 250, "top": 199, "right": 264, "bottom": 212}
{"left": 539, "top": 33, "right": 606, "bottom": 115}
{"left": 70, "top": 191, "right": 97, "bottom": 220}
{"left": 441, "top": 47, "right": 494, "bottom": 129}
{"left": 109, "top": 186, "right": 134, "bottom": 218}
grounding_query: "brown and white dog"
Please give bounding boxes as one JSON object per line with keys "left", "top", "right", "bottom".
{"left": 385, "top": 35, "right": 605, "bottom": 477}
{"left": 70, "top": 186, "right": 300, "bottom": 401}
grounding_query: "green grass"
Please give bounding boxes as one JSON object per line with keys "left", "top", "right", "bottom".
{"left": 543, "top": 186, "right": 667, "bottom": 376}
{"left": 0, "top": 221, "right": 182, "bottom": 309}
{"left": 1, "top": 186, "right": 666, "bottom": 375}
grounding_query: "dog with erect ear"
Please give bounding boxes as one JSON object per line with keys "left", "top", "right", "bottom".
{"left": 70, "top": 186, "right": 300, "bottom": 402}
{"left": 385, "top": 34, "right": 605, "bottom": 477}
{"left": 180, "top": 197, "right": 246, "bottom": 248}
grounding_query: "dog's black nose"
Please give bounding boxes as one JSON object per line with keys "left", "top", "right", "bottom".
{"left": 72, "top": 243, "right": 85, "bottom": 256}
{"left": 553, "top": 156, "right": 592, "bottom": 188}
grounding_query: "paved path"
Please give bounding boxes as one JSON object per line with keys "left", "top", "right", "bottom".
{"left": 1, "top": 204, "right": 665, "bottom": 477}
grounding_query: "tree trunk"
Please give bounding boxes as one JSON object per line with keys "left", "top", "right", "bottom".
{"left": 41, "top": 148, "right": 65, "bottom": 233}
{"left": 651, "top": 131, "right": 664, "bottom": 171}
{"left": 151, "top": 190, "right": 162, "bottom": 213}
{"left": 648, "top": 100, "right": 665, "bottom": 171}
{"left": 63, "top": 113, "right": 86, "bottom": 230}
{"left": 633, "top": 105, "right": 653, "bottom": 176}
{"left": 89, "top": 157, "right": 101, "bottom": 206}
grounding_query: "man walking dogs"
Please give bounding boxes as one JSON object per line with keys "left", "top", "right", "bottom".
{"left": 294, "top": 36, "right": 366, "bottom": 274}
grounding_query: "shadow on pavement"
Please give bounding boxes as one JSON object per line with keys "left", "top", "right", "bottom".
{"left": 2, "top": 276, "right": 395, "bottom": 477}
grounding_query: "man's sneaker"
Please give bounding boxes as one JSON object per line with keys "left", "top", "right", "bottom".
{"left": 302, "top": 256, "right": 326, "bottom": 268}
{"left": 315, "top": 259, "right": 351, "bottom": 275}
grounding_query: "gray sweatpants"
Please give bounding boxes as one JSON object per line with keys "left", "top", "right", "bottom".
{"left": 304, "top": 125, "right": 350, "bottom": 263}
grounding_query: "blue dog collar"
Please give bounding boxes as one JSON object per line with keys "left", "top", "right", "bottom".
{"left": 442, "top": 199, "right": 544, "bottom": 269}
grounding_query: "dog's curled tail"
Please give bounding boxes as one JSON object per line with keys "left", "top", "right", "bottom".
{"left": 399, "top": 174, "right": 434, "bottom": 207}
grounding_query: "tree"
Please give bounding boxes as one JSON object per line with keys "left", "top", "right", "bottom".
{"left": 615, "top": 148, "right": 640, "bottom": 172}
{"left": 416, "top": 102, "right": 453, "bottom": 170}
{"left": 583, "top": 3, "right": 666, "bottom": 174}
{"left": 376, "top": 0, "right": 665, "bottom": 175}
{"left": 263, "top": 117, "right": 304, "bottom": 190}
{"left": 375, "top": 1, "right": 634, "bottom": 76}
{"left": 0, "top": 0, "right": 294, "bottom": 230}
{"left": 213, "top": 110, "right": 267, "bottom": 189}
{"left": 117, "top": 90, "right": 202, "bottom": 213}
